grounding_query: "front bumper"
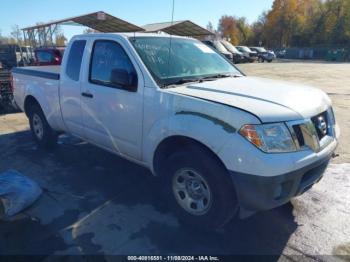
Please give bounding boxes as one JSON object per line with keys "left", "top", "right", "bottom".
{"left": 229, "top": 148, "right": 335, "bottom": 219}
{"left": 232, "top": 55, "right": 245, "bottom": 63}
{"left": 262, "top": 53, "right": 275, "bottom": 60}
{"left": 247, "top": 56, "right": 258, "bottom": 62}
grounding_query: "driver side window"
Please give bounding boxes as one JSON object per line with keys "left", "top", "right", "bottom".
{"left": 89, "top": 40, "right": 138, "bottom": 91}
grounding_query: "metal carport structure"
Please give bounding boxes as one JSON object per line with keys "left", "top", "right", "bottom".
{"left": 142, "top": 20, "right": 213, "bottom": 38}
{"left": 22, "top": 11, "right": 145, "bottom": 48}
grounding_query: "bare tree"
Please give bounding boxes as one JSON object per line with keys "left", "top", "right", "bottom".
{"left": 54, "top": 26, "right": 67, "bottom": 46}
{"left": 206, "top": 22, "right": 214, "bottom": 33}
{"left": 10, "top": 25, "right": 23, "bottom": 45}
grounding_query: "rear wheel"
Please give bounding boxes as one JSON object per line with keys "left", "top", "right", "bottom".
{"left": 160, "top": 145, "right": 238, "bottom": 230}
{"left": 28, "top": 104, "right": 58, "bottom": 149}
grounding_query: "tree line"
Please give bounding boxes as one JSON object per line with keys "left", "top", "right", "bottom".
{"left": 209, "top": 0, "right": 350, "bottom": 48}
{"left": 1, "top": 0, "right": 349, "bottom": 49}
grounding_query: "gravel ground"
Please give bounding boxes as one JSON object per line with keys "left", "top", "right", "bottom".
{"left": 0, "top": 61, "right": 349, "bottom": 260}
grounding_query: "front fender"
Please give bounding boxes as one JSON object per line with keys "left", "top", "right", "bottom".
{"left": 143, "top": 112, "right": 239, "bottom": 173}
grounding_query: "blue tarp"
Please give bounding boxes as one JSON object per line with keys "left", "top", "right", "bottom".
{"left": 0, "top": 170, "right": 42, "bottom": 218}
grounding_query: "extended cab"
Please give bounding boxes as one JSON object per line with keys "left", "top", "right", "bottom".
{"left": 12, "top": 33, "right": 339, "bottom": 230}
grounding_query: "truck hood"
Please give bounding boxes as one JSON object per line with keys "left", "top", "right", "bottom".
{"left": 169, "top": 76, "right": 331, "bottom": 123}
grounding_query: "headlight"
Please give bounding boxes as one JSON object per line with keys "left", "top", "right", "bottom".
{"left": 239, "top": 123, "right": 296, "bottom": 153}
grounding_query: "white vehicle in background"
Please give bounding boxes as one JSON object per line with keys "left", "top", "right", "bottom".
{"left": 13, "top": 33, "right": 339, "bottom": 230}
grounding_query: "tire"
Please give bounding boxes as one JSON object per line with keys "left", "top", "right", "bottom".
{"left": 28, "top": 104, "right": 58, "bottom": 149}
{"left": 159, "top": 145, "right": 238, "bottom": 231}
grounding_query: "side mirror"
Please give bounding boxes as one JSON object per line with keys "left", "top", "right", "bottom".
{"left": 110, "top": 68, "right": 137, "bottom": 92}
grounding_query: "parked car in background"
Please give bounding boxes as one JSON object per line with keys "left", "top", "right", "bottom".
{"left": 249, "top": 47, "right": 276, "bottom": 63}
{"left": 0, "top": 44, "right": 34, "bottom": 69}
{"left": 268, "top": 50, "right": 276, "bottom": 57}
{"left": 34, "top": 47, "right": 65, "bottom": 66}
{"left": 0, "top": 68, "right": 13, "bottom": 112}
{"left": 276, "top": 49, "right": 286, "bottom": 58}
{"left": 236, "top": 46, "right": 258, "bottom": 63}
{"left": 0, "top": 44, "right": 33, "bottom": 111}
{"left": 202, "top": 40, "right": 233, "bottom": 62}
{"left": 220, "top": 40, "right": 245, "bottom": 64}
{"left": 13, "top": 33, "right": 339, "bottom": 230}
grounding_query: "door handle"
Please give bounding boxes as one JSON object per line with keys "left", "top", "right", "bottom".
{"left": 81, "top": 92, "right": 93, "bottom": 98}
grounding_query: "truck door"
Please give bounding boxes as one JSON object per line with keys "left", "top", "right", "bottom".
{"left": 60, "top": 40, "right": 87, "bottom": 138}
{"left": 80, "top": 39, "right": 144, "bottom": 160}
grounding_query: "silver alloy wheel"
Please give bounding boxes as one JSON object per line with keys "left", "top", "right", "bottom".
{"left": 32, "top": 114, "right": 44, "bottom": 140}
{"left": 172, "top": 168, "right": 212, "bottom": 216}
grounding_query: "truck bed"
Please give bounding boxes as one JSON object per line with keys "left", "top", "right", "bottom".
{"left": 12, "top": 66, "right": 60, "bottom": 80}
{"left": 12, "top": 65, "right": 62, "bottom": 128}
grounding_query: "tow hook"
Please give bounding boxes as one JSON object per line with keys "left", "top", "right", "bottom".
{"left": 332, "top": 153, "right": 340, "bottom": 158}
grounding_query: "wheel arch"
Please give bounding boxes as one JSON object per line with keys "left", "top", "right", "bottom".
{"left": 24, "top": 95, "right": 41, "bottom": 117}
{"left": 153, "top": 135, "right": 228, "bottom": 177}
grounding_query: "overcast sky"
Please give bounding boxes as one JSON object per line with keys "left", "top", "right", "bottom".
{"left": 0, "top": 0, "right": 274, "bottom": 41}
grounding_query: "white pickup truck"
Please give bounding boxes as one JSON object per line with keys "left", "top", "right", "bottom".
{"left": 13, "top": 33, "right": 339, "bottom": 230}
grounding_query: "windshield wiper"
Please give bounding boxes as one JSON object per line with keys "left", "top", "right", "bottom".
{"left": 164, "top": 78, "right": 203, "bottom": 88}
{"left": 201, "top": 74, "right": 242, "bottom": 80}
{"left": 163, "top": 74, "right": 243, "bottom": 88}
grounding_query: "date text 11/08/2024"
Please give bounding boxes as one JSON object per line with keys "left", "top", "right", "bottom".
{"left": 127, "top": 256, "right": 220, "bottom": 261}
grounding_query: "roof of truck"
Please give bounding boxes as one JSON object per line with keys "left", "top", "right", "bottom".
{"left": 75, "top": 32, "right": 194, "bottom": 39}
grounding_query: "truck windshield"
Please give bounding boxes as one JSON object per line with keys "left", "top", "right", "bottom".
{"left": 237, "top": 46, "right": 252, "bottom": 52}
{"left": 254, "top": 47, "right": 267, "bottom": 52}
{"left": 221, "top": 41, "right": 240, "bottom": 54}
{"left": 213, "top": 41, "right": 229, "bottom": 53}
{"left": 130, "top": 37, "right": 241, "bottom": 87}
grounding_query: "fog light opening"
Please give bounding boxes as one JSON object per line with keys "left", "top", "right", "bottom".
{"left": 273, "top": 185, "right": 283, "bottom": 200}
{"left": 273, "top": 181, "right": 294, "bottom": 200}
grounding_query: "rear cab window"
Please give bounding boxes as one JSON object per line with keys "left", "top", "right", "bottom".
{"left": 66, "top": 40, "right": 86, "bottom": 81}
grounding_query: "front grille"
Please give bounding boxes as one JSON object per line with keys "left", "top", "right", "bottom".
{"left": 287, "top": 108, "right": 335, "bottom": 152}
{"left": 293, "top": 125, "right": 305, "bottom": 147}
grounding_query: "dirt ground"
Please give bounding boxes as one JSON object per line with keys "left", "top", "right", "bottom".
{"left": 0, "top": 61, "right": 349, "bottom": 260}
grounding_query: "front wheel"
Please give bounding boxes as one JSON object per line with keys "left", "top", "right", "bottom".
{"left": 160, "top": 146, "right": 238, "bottom": 230}
{"left": 28, "top": 104, "right": 58, "bottom": 149}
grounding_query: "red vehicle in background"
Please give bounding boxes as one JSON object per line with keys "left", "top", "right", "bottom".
{"left": 34, "top": 47, "right": 65, "bottom": 66}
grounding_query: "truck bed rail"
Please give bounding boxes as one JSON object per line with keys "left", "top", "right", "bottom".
{"left": 12, "top": 67, "right": 60, "bottom": 80}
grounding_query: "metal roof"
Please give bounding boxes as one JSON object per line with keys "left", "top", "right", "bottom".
{"left": 22, "top": 11, "right": 144, "bottom": 33}
{"left": 143, "top": 20, "right": 213, "bottom": 37}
